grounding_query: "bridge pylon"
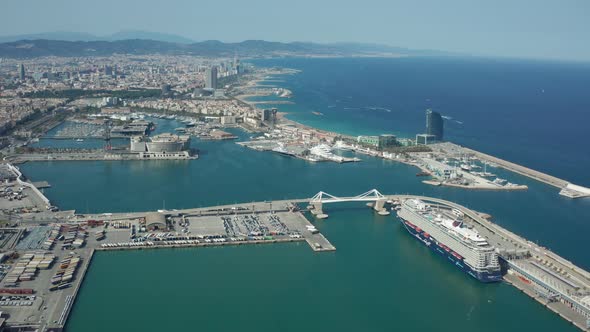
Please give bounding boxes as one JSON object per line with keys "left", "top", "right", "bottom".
{"left": 374, "top": 198, "right": 387, "bottom": 212}
{"left": 308, "top": 189, "right": 390, "bottom": 219}
{"left": 310, "top": 201, "right": 323, "bottom": 215}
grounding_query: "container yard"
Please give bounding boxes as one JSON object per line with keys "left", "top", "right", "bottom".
{"left": 0, "top": 244, "right": 93, "bottom": 331}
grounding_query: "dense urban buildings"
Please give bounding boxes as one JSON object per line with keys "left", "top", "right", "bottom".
{"left": 0, "top": 47, "right": 589, "bottom": 332}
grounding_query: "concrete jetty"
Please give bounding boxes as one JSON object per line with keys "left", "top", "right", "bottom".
{"left": 49, "top": 249, "right": 95, "bottom": 331}
{"left": 461, "top": 146, "right": 569, "bottom": 188}
{"left": 4, "top": 191, "right": 590, "bottom": 331}
{"left": 8, "top": 151, "right": 197, "bottom": 163}
{"left": 457, "top": 145, "right": 590, "bottom": 198}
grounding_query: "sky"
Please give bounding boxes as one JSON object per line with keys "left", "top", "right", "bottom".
{"left": 1, "top": 0, "right": 590, "bottom": 61}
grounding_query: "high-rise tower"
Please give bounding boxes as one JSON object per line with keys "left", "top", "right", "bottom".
{"left": 206, "top": 66, "right": 218, "bottom": 89}
{"left": 18, "top": 64, "right": 25, "bottom": 80}
{"left": 426, "top": 109, "right": 444, "bottom": 141}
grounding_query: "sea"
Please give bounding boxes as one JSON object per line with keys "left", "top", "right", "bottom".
{"left": 19, "top": 57, "right": 590, "bottom": 332}
{"left": 250, "top": 56, "right": 590, "bottom": 187}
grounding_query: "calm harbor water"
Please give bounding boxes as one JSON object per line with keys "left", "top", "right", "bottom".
{"left": 17, "top": 57, "right": 590, "bottom": 331}
{"left": 66, "top": 208, "right": 575, "bottom": 332}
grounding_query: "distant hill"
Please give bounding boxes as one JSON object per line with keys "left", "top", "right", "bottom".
{"left": 106, "top": 30, "right": 195, "bottom": 44}
{"left": 0, "top": 38, "right": 453, "bottom": 58}
{"left": 0, "top": 30, "right": 196, "bottom": 44}
{"left": 0, "top": 31, "right": 101, "bottom": 43}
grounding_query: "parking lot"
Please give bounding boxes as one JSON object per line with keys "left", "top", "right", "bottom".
{"left": 94, "top": 207, "right": 327, "bottom": 250}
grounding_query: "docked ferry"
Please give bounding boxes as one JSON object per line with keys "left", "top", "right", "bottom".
{"left": 397, "top": 199, "right": 502, "bottom": 282}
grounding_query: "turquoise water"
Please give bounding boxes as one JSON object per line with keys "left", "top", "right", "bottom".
{"left": 251, "top": 57, "right": 590, "bottom": 187}
{"left": 21, "top": 124, "right": 590, "bottom": 331}
{"left": 16, "top": 58, "right": 590, "bottom": 331}
{"left": 20, "top": 124, "right": 590, "bottom": 270}
{"left": 66, "top": 208, "right": 576, "bottom": 332}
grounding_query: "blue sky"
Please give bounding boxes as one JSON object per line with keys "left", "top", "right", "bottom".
{"left": 2, "top": 0, "right": 589, "bottom": 61}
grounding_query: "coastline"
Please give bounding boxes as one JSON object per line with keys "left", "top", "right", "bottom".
{"left": 5, "top": 62, "right": 590, "bottom": 332}
{"left": 231, "top": 67, "right": 589, "bottom": 197}
{"left": 49, "top": 195, "right": 590, "bottom": 331}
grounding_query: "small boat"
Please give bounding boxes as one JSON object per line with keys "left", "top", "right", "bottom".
{"left": 493, "top": 178, "right": 508, "bottom": 186}
{"left": 75, "top": 139, "right": 84, "bottom": 142}
{"left": 460, "top": 164, "right": 472, "bottom": 172}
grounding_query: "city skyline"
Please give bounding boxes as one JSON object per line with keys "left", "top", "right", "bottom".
{"left": 1, "top": 35, "right": 590, "bottom": 332}
{"left": 1, "top": 1, "right": 590, "bottom": 331}
{"left": 1, "top": 0, "right": 590, "bottom": 62}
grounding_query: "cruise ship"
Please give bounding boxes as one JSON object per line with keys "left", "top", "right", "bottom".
{"left": 397, "top": 199, "right": 502, "bottom": 282}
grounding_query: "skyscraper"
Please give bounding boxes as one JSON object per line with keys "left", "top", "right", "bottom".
{"left": 260, "top": 109, "right": 271, "bottom": 121}
{"left": 104, "top": 65, "right": 113, "bottom": 76}
{"left": 18, "top": 64, "right": 25, "bottom": 80}
{"left": 161, "top": 84, "right": 172, "bottom": 96}
{"left": 206, "top": 66, "right": 218, "bottom": 89}
{"left": 426, "top": 109, "right": 444, "bottom": 141}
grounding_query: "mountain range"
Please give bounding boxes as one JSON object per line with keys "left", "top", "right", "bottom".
{"left": 0, "top": 31, "right": 453, "bottom": 58}
{"left": 0, "top": 30, "right": 195, "bottom": 44}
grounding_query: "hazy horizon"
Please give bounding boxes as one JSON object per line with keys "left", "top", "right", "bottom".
{"left": 1, "top": 0, "right": 589, "bottom": 61}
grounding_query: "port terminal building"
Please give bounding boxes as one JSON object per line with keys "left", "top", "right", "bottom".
{"left": 356, "top": 134, "right": 397, "bottom": 149}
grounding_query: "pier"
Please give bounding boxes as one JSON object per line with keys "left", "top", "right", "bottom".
{"left": 453, "top": 144, "right": 590, "bottom": 198}
{"left": 2, "top": 190, "right": 590, "bottom": 331}
{"left": 8, "top": 151, "right": 197, "bottom": 163}
{"left": 40, "top": 136, "right": 104, "bottom": 140}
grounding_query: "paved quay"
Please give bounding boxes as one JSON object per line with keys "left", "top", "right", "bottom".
{"left": 2, "top": 192, "right": 590, "bottom": 331}
{"left": 440, "top": 143, "right": 590, "bottom": 198}
{"left": 0, "top": 199, "right": 338, "bottom": 330}
{"left": 71, "top": 200, "right": 336, "bottom": 253}
{"left": 395, "top": 194, "right": 590, "bottom": 331}
{"left": 0, "top": 244, "right": 94, "bottom": 332}
{"left": 504, "top": 274, "right": 589, "bottom": 331}
{"left": 458, "top": 145, "right": 568, "bottom": 188}
{"left": 8, "top": 152, "right": 197, "bottom": 163}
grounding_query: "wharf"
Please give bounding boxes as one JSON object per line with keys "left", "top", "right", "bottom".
{"left": 409, "top": 152, "right": 529, "bottom": 191}
{"left": 96, "top": 237, "right": 306, "bottom": 252}
{"left": 248, "top": 100, "right": 295, "bottom": 105}
{"left": 504, "top": 273, "right": 589, "bottom": 331}
{"left": 294, "top": 212, "right": 336, "bottom": 252}
{"left": 0, "top": 163, "right": 54, "bottom": 212}
{"left": 460, "top": 145, "right": 568, "bottom": 188}
{"left": 76, "top": 202, "right": 334, "bottom": 253}
{"left": 445, "top": 143, "right": 590, "bottom": 198}
{"left": 32, "top": 181, "right": 51, "bottom": 189}
{"left": 422, "top": 180, "right": 528, "bottom": 191}
{"left": 48, "top": 249, "right": 95, "bottom": 331}
{"left": 0, "top": 246, "right": 94, "bottom": 332}
{"left": 40, "top": 136, "right": 103, "bottom": 140}
{"left": 6, "top": 191, "right": 590, "bottom": 331}
{"left": 8, "top": 152, "right": 197, "bottom": 163}
{"left": 396, "top": 194, "right": 590, "bottom": 330}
